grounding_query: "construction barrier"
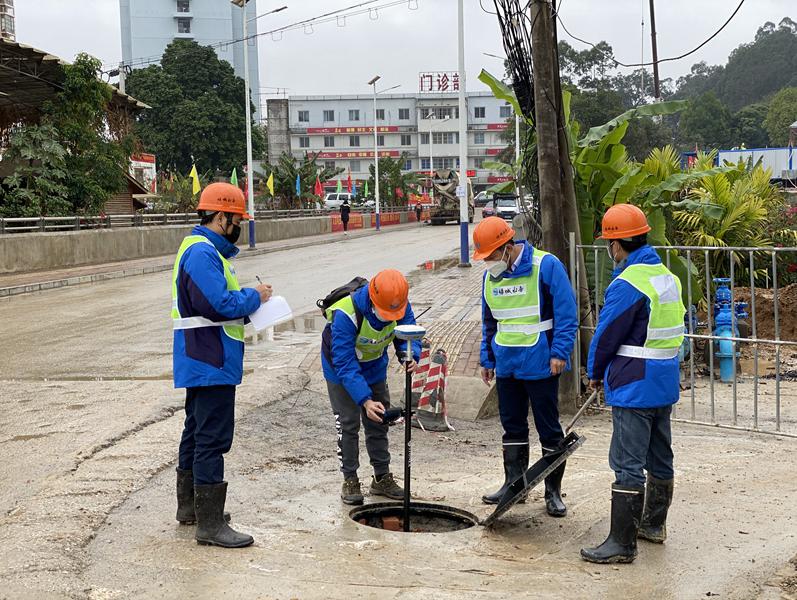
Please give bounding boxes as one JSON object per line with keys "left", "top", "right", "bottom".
{"left": 412, "top": 340, "right": 454, "bottom": 432}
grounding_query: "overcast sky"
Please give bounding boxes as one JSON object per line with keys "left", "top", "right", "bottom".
{"left": 14, "top": 0, "right": 795, "bottom": 101}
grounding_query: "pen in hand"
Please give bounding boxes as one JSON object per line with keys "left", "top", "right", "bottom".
{"left": 255, "top": 275, "right": 272, "bottom": 302}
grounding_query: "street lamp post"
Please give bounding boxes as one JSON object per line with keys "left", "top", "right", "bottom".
{"left": 368, "top": 75, "right": 381, "bottom": 230}
{"left": 367, "top": 77, "right": 399, "bottom": 231}
{"left": 456, "top": 0, "right": 470, "bottom": 267}
{"left": 231, "top": 1, "right": 286, "bottom": 248}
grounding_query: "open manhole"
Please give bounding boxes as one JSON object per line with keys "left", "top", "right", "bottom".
{"left": 350, "top": 501, "right": 478, "bottom": 533}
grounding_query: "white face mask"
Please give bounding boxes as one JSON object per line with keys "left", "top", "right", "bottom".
{"left": 486, "top": 246, "right": 510, "bottom": 278}
{"left": 606, "top": 241, "right": 616, "bottom": 263}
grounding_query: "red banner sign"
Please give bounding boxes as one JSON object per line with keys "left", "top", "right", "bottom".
{"left": 306, "top": 126, "right": 399, "bottom": 135}
{"left": 487, "top": 123, "right": 509, "bottom": 131}
{"left": 485, "top": 148, "right": 506, "bottom": 155}
{"left": 312, "top": 150, "right": 400, "bottom": 159}
{"left": 330, "top": 213, "right": 364, "bottom": 232}
{"left": 488, "top": 176, "right": 513, "bottom": 183}
{"left": 131, "top": 153, "right": 156, "bottom": 163}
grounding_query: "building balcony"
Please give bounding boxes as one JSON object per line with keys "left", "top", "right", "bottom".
{"left": 174, "top": 12, "right": 193, "bottom": 18}
{"left": 174, "top": 32, "right": 195, "bottom": 39}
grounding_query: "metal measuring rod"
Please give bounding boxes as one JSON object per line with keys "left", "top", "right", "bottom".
{"left": 393, "top": 324, "right": 427, "bottom": 532}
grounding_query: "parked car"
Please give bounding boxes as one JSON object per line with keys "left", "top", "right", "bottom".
{"left": 324, "top": 192, "right": 354, "bottom": 209}
{"left": 494, "top": 194, "right": 520, "bottom": 221}
{"left": 474, "top": 191, "right": 494, "bottom": 207}
{"left": 482, "top": 200, "right": 496, "bottom": 218}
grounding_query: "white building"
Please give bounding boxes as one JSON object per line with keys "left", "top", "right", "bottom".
{"left": 119, "top": 0, "right": 261, "bottom": 119}
{"left": 0, "top": 0, "right": 15, "bottom": 41}
{"left": 268, "top": 92, "right": 515, "bottom": 192}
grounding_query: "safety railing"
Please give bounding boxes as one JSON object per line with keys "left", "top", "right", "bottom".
{"left": 570, "top": 235, "right": 797, "bottom": 438}
{"left": 0, "top": 207, "right": 420, "bottom": 234}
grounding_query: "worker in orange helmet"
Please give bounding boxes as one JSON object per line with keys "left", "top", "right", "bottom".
{"left": 581, "top": 204, "right": 684, "bottom": 564}
{"left": 473, "top": 216, "right": 578, "bottom": 517}
{"left": 320, "top": 269, "right": 421, "bottom": 505}
{"left": 171, "top": 182, "right": 273, "bottom": 548}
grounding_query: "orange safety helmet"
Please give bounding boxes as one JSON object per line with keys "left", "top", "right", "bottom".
{"left": 369, "top": 269, "right": 409, "bottom": 321}
{"left": 472, "top": 216, "right": 515, "bottom": 260}
{"left": 599, "top": 204, "right": 651, "bottom": 240}
{"left": 197, "top": 182, "right": 251, "bottom": 219}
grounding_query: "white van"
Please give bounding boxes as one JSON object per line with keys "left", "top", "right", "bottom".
{"left": 324, "top": 193, "right": 354, "bottom": 209}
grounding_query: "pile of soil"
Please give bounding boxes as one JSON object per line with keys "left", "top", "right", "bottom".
{"left": 733, "top": 284, "right": 797, "bottom": 341}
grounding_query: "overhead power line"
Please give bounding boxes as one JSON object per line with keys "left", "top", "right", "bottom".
{"left": 555, "top": 0, "right": 746, "bottom": 69}
{"left": 105, "top": 0, "right": 414, "bottom": 72}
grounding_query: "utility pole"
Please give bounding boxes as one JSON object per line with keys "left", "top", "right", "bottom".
{"left": 118, "top": 62, "right": 126, "bottom": 94}
{"left": 649, "top": 0, "right": 661, "bottom": 101}
{"left": 529, "top": 0, "right": 566, "bottom": 263}
{"left": 456, "top": 0, "right": 470, "bottom": 267}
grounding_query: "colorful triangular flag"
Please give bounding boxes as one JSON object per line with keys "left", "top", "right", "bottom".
{"left": 189, "top": 164, "right": 200, "bottom": 195}
{"left": 336, "top": 179, "right": 342, "bottom": 193}
{"left": 347, "top": 168, "right": 352, "bottom": 194}
{"left": 352, "top": 181, "right": 358, "bottom": 196}
{"left": 267, "top": 172, "right": 274, "bottom": 196}
{"left": 364, "top": 180, "right": 369, "bottom": 197}
{"left": 314, "top": 175, "right": 323, "bottom": 196}
{"left": 295, "top": 174, "right": 301, "bottom": 196}
{"left": 230, "top": 168, "right": 238, "bottom": 187}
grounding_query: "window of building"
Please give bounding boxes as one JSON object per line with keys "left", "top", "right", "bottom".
{"left": 432, "top": 132, "right": 458, "bottom": 145}
{"left": 176, "top": 0, "right": 190, "bottom": 12}
{"left": 325, "top": 161, "right": 336, "bottom": 170}
{"left": 398, "top": 108, "right": 410, "bottom": 120}
{"left": 433, "top": 157, "right": 457, "bottom": 170}
{"left": 500, "top": 105, "right": 512, "bottom": 118}
{"left": 376, "top": 108, "right": 385, "bottom": 120}
{"left": 474, "top": 106, "right": 486, "bottom": 119}
{"left": 474, "top": 132, "right": 485, "bottom": 145}
{"left": 323, "top": 136, "right": 334, "bottom": 148}
{"left": 420, "top": 107, "right": 457, "bottom": 120}
{"left": 377, "top": 134, "right": 385, "bottom": 146}
{"left": 421, "top": 158, "right": 431, "bottom": 170}
{"left": 299, "top": 136, "right": 310, "bottom": 148}
{"left": 349, "top": 109, "right": 360, "bottom": 121}
{"left": 400, "top": 134, "right": 412, "bottom": 146}
{"left": 349, "top": 135, "right": 360, "bottom": 147}
{"left": 420, "top": 132, "right": 430, "bottom": 145}
{"left": 298, "top": 110, "right": 309, "bottom": 123}
{"left": 403, "top": 159, "right": 413, "bottom": 171}
{"left": 323, "top": 109, "right": 335, "bottom": 122}
{"left": 176, "top": 17, "right": 191, "bottom": 33}
{"left": 474, "top": 157, "right": 486, "bottom": 168}
{"left": 350, "top": 160, "right": 361, "bottom": 172}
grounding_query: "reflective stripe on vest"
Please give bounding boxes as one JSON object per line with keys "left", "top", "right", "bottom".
{"left": 326, "top": 295, "right": 396, "bottom": 362}
{"left": 171, "top": 235, "right": 245, "bottom": 342}
{"left": 613, "top": 262, "right": 686, "bottom": 360}
{"left": 484, "top": 249, "right": 549, "bottom": 347}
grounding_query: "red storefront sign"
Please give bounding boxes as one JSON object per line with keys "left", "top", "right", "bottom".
{"left": 485, "top": 148, "right": 506, "bottom": 155}
{"left": 312, "top": 150, "right": 400, "bottom": 159}
{"left": 488, "top": 176, "right": 513, "bottom": 183}
{"left": 306, "top": 126, "right": 399, "bottom": 134}
{"left": 131, "top": 153, "right": 156, "bottom": 163}
{"left": 487, "top": 123, "right": 509, "bottom": 131}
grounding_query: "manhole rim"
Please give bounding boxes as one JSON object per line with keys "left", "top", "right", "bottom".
{"left": 349, "top": 500, "right": 480, "bottom": 532}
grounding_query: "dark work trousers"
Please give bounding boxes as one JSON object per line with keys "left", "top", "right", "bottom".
{"left": 496, "top": 375, "right": 564, "bottom": 449}
{"left": 342, "top": 218, "right": 349, "bottom": 232}
{"left": 327, "top": 380, "right": 391, "bottom": 479}
{"left": 609, "top": 405, "right": 674, "bottom": 488}
{"left": 178, "top": 385, "right": 236, "bottom": 485}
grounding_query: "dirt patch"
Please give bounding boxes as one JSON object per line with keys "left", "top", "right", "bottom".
{"left": 734, "top": 285, "right": 797, "bottom": 341}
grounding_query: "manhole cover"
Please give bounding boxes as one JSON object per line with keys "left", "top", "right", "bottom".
{"left": 350, "top": 501, "right": 478, "bottom": 533}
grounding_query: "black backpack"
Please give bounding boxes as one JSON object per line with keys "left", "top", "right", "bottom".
{"left": 317, "top": 276, "right": 368, "bottom": 330}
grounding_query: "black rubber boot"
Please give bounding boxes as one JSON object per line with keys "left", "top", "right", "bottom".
{"left": 176, "top": 468, "right": 230, "bottom": 524}
{"left": 580, "top": 484, "right": 644, "bottom": 564}
{"left": 194, "top": 482, "right": 253, "bottom": 548}
{"left": 543, "top": 447, "right": 567, "bottom": 517}
{"left": 638, "top": 475, "right": 674, "bottom": 543}
{"left": 482, "top": 441, "right": 529, "bottom": 505}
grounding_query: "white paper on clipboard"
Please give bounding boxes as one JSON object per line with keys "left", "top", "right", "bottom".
{"left": 249, "top": 296, "right": 293, "bottom": 331}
